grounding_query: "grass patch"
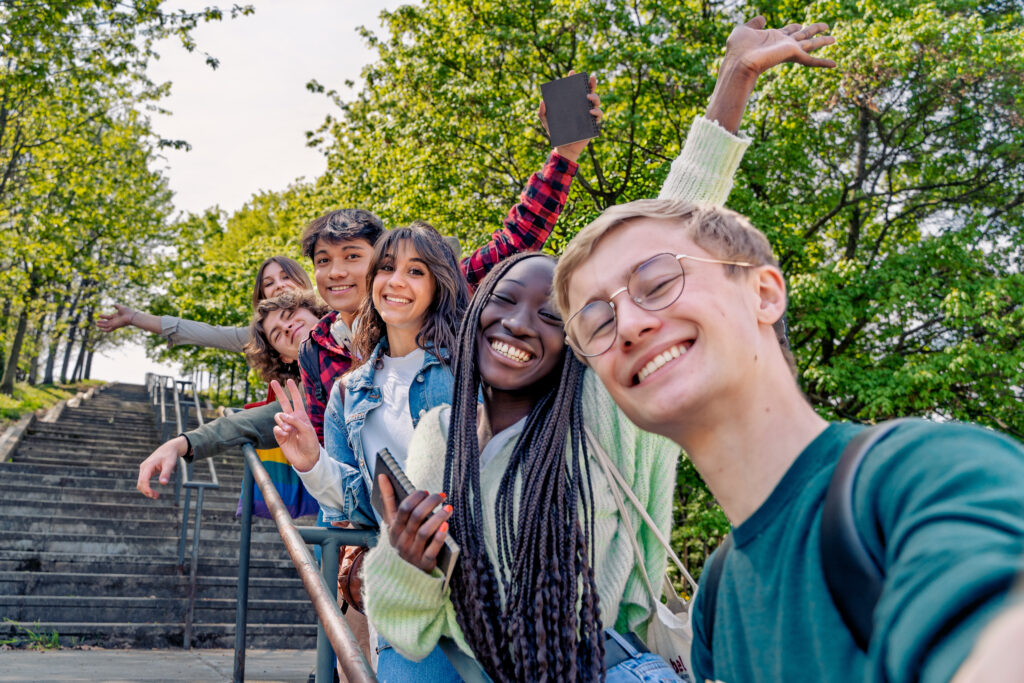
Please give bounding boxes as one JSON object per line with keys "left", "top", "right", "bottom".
{"left": 0, "top": 381, "right": 105, "bottom": 429}
{"left": 1, "top": 618, "right": 61, "bottom": 650}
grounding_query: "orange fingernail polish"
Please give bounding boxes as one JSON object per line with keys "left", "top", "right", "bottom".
{"left": 439, "top": 492, "right": 447, "bottom": 499}
{"left": 440, "top": 522, "right": 449, "bottom": 533}
{"left": 444, "top": 504, "right": 453, "bottom": 513}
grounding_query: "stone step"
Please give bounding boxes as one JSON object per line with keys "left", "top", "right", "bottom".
{"left": 25, "top": 423, "right": 160, "bottom": 440}
{"left": 0, "top": 571, "right": 310, "bottom": 601}
{"left": 1, "top": 595, "right": 316, "bottom": 625}
{"left": 0, "top": 511, "right": 288, "bottom": 544}
{"left": 0, "top": 458, "right": 176, "bottom": 480}
{"left": 0, "top": 620, "right": 317, "bottom": 649}
{"left": 0, "top": 530, "right": 295, "bottom": 558}
{"left": 1, "top": 482, "right": 277, "bottom": 513}
{"left": 0, "top": 550, "right": 301, "bottom": 580}
{"left": 0, "top": 465, "right": 248, "bottom": 494}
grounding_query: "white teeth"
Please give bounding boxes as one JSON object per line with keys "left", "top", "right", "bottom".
{"left": 637, "top": 344, "right": 688, "bottom": 383}
{"left": 328, "top": 285, "right": 352, "bottom": 292}
{"left": 490, "top": 340, "right": 533, "bottom": 363}
{"left": 385, "top": 296, "right": 410, "bottom": 304}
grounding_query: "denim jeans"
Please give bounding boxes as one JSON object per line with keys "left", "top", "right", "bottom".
{"left": 604, "top": 629, "right": 687, "bottom": 683}
{"left": 375, "top": 636, "right": 462, "bottom": 683}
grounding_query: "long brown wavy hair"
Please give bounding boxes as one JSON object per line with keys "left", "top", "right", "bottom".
{"left": 350, "top": 221, "right": 468, "bottom": 368}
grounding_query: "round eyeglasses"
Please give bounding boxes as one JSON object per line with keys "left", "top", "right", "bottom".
{"left": 564, "top": 252, "right": 754, "bottom": 357}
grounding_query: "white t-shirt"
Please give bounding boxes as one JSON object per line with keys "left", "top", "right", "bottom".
{"left": 360, "top": 347, "right": 426, "bottom": 482}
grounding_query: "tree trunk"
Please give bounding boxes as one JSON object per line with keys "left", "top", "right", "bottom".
{"left": 71, "top": 310, "right": 93, "bottom": 383}
{"left": 27, "top": 316, "right": 44, "bottom": 385}
{"left": 229, "top": 364, "right": 236, "bottom": 402}
{"left": 60, "top": 319, "right": 79, "bottom": 384}
{"left": 43, "top": 297, "right": 68, "bottom": 385}
{"left": 0, "top": 297, "right": 11, "bottom": 373}
{"left": 85, "top": 349, "right": 94, "bottom": 379}
{"left": 0, "top": 307, "right": 29, "bottom": 394}
{"left": 58, "top": 288, "right": 86, "bottom": 384}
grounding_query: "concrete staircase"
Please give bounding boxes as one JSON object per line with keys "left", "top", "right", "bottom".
{"left": 0, "top": 383, "right": 318, "bottom": 649}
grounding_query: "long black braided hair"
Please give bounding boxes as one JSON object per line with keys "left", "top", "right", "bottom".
{"left": 442, "top": 252, "right": 605, "bottom": 682}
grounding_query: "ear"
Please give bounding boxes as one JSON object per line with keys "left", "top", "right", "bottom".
{"left": 754, "top": 265, "right": 787, "bottom": 327}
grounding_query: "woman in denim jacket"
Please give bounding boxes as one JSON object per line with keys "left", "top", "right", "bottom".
{"left": 273, "top": 221, "right": 468, "bottom": 682}
{"left": 318, "top": 338, "right": 456, "bottom": 527}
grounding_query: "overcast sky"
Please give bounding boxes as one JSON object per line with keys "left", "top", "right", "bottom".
{"left": 90, "top": 0, "right": 404, "bottom": 384}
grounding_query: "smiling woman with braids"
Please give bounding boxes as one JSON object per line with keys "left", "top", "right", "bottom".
{"left": 361, "top": 252, "right": 681, "bottom": 682}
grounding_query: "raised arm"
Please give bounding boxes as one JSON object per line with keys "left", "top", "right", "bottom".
{"left": 98, "top": 303, "right": 250, "bottom": 353}
{"left": 660, "top": 16, "right": 836, "bottom": 204}
{"left": 461, "top": 76, "right": 603, "bottom": 290}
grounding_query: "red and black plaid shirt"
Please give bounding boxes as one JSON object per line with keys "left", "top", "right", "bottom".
{"left": 297, "top": 151, "right": 578, "bottom": 443}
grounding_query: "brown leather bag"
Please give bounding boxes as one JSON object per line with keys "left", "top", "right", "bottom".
{"left": 337, "top": 545, "right": 367, "bottom": 613}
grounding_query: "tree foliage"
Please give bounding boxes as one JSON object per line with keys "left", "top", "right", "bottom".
{"left": 0, "top": 0, "right": 252, "bottom": 392}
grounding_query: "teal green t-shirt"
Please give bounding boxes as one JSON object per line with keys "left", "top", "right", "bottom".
{"left": 691, "top": 421, "right": 1024, "bottom": 683}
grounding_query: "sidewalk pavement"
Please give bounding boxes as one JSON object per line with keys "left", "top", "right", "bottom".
{"left": 0, "top": 648, "right": 315, "bottom": 682}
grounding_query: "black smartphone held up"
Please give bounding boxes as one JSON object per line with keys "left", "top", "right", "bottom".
{"left": 370, "top": 448, "right": 460, "bottom": 589}
{"left": 540, "top": 72, "right": 600, "bottom": 147}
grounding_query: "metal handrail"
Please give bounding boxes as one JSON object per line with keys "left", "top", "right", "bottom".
{"left": 238, "top": 443, "right": 377, "bottom": 683}
{"left": 146, "top": 373, "right": 220, "bottom": 650}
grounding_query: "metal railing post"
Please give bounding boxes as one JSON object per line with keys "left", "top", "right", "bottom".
{"left": 233, "top": 458, "right": 255, "bottom": 683}
{"left": 317, "top": 536, "right": 342, "bottom": 682}
{"left": 184, "top": 486, "right": 205, "bottom": 650}
{"left": 177, "top": 464, "right": 193, "bottom": 570}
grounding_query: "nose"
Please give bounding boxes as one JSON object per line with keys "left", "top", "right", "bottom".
{"left": 501, "top": 307, "right": 534, "bottom": 337}
{"left": 328, "top": 260, "right": 346, "bottom": 280}
{"left": 613, "top": 297, "right": 661, "bottom": 350}
{"left": 387, "top": 269, "right": 408, "bottom": 289}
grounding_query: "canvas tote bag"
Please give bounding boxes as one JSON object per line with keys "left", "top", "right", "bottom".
{"left": 587, "top": 427, "right": 698, "bottom": 683}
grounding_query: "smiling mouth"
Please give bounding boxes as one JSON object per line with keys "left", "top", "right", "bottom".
{"left": 490, "top": 339, "right": 534, "bottom": 364}
{"left": 327, "top": 285, "right": 353, "bottom": 293}
{"left": 635, "top": 342, "right": 690, "bottom": 384}
{"left": 384, "top": 295, "right": 411, "bottom": 305}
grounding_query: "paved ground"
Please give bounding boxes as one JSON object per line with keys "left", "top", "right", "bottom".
{"left": 0, "top": 648, "right": 315, "bottom": 682}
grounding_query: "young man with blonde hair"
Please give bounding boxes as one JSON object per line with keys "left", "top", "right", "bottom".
{"left": 553, "top": 199, "right": 1024, "bottom": 683}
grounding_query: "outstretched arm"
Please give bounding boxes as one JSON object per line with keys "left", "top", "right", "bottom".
{"left": 97, "top": 304, "right": 162, "bottom": 335}
{"left": 97, "top": 303, "right": 250, "bottom": 353}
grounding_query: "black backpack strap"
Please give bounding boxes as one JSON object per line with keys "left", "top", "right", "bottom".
{"left": 700, "top": 533, "right": 734, "bottom": 655}
{"left": 821, "top": 419, "right": 910, "bottom": 650}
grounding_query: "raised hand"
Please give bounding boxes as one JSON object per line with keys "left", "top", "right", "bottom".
{"left": 378, "top": 474, "right": 453, "bottom": 574}
{"left": 707, "top": 16, "right": 836, "bottom": 134}
{"left": 137, "top": 435, "right": 186, "bottom": 499}
{"left": 539, "top": 71, "right": 603, "bottom": 163}
{"left": 724, "top": 16, "right": 836, "bottom": 77}
{"left": 271, "top": 378, "right": 321, "bottom": 472}
{"left": 97, "top": 304, "right": 135, "bottom": 332}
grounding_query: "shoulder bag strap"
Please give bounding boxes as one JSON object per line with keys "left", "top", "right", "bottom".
{"left": 585, "top": 427, "right": 699, "bottom": 595}
{"left": 698, "top": 533, "right": 733, "bottom": 653}
{"left": 821, "top": 418, "right": 909, "bottom": 651}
